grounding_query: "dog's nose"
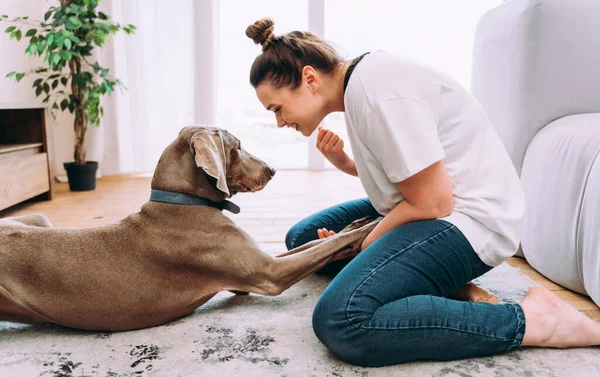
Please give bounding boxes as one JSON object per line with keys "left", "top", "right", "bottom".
{"left": 269, "top": 167, "right": 276, "bottom": 177}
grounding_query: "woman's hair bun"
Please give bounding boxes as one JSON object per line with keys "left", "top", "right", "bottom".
{"left": 246, "top": 18, "right": 275, "bottom": 51}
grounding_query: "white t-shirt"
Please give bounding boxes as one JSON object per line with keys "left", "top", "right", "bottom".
{"left": 343, "top": 50, "right": 525, "bottom": 266}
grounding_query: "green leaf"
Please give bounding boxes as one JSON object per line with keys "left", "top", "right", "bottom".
{"left": 68, "top": 34, "right": 81, "bottom": 44}
{"left": 33, "top": 78, "right": 43, "bottom": 88}
{"left": 47, "top": 33, "right": 54, "bottom": 47}
{"left": 80, "top": 45, "right": 92, "bottom": 56}
{"left": 60, "top": 99, "right": 68, "bottom": 111}
{"left": 25, "top": 28, "right": 36, "bottom": 37}
{"left": 64, "top": 38, "right": 71, "bottom": 49}
{"left": 52, "top": 53, "right": 60, "bottom": 65}
{"left": 52, "top": 102, "right": 59, "bottom": 110}
{"left": 93, "top": 34, "right": 104, "bottom": 46}
{"left": 44, "top": 11, "right": 52, "bottom": 21}
{"left": 36, "top": 85, "right": 43, "bottom": 96}
{"left": 15, "top": 73, "right": 24, "bottom": 82}
{"left": 61, "top": 77, "right": 68, "bottom": 86}
{"left": 52, "top": 80, "right": 58, "bottom": 90}
{"left": 43, "top": 83, "right": 50, "bottom": 94}
{"left": 5, "top": 26, "right": 16, "bottom": 33}
{"left": 26, "top": 43, "right": 37, "bottom": 55}
{"left": 68, "top": 16, "right": 80, "bottom": 26}
{"left": 14, "top": 29, "right": 21, "bottom": 41}
{"left": 125, "top": 24, "right": 137, "bottom": 34}
{"left": 98, "top": 12, "right": 108, "bottom": 20}
{"left": 6, "top": 71, "right": 16, "bottom": 78}
{"left": 59, "top": 51, "right": 72, "bottom": 61}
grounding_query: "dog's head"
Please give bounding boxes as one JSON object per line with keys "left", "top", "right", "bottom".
{"left": 151, "top": 125, "right": 276, "bottom": 201}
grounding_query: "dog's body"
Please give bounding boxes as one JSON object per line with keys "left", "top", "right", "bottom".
{"left": 0, "top": 126, "right": 379, "bottom": 331}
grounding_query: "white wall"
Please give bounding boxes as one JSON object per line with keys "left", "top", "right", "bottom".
{"left": 0, "top": 0, "right": 43, "bottom": 103}
{"left": 0, "top": 0, "right": 101, "bottom": 178}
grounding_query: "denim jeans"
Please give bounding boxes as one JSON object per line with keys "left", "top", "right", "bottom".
{"left": 286, "top": 198, "right": 526, "bottom": 367}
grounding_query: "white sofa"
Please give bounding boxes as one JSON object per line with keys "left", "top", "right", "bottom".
{"left": 471, "top": 0, "right": 600, "bottom": 306}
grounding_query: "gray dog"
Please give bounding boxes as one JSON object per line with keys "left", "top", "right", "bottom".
{"left": 0, "top": 125, "right": 380, "bottom": 331}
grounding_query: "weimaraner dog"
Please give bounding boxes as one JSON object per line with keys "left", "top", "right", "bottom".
{"left": 0, "top": 125, "right": 380, "bottom": 331}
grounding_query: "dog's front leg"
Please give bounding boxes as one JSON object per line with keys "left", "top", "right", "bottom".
{"left": 233, "top": 220, "right": 379, "bottom": 296}
{"left": 273, "top": 216, "right": 378, "bottom": 258}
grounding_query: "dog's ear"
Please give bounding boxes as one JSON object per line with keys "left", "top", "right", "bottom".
{"left": 190, "top": 130, "right": 230, "bottom": 197}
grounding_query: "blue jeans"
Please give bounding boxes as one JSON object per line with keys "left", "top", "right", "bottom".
{"left": 286, "top": 198, "right": 526, "bottom": 367}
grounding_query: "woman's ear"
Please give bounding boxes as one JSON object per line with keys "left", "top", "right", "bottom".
{"left": 302, "top": 65, "right": 320, "bottom": 92}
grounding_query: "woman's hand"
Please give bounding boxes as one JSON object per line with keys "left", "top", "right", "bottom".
{"left": 317, "top": 228, "right": 336, "bottom": 239}
{"left": 316, "top": 127, "right": 358, "bottom": 176}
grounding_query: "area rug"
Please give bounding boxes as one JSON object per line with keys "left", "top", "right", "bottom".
{"left": 1, "top": 263, "right": 599, "bottom": 377}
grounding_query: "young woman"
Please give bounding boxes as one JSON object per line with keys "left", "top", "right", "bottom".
{"left": 245, "top": 18, "right": 600, "bottom": 367}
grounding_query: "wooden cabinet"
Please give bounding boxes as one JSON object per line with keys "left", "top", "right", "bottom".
{"left": 0, "top": 104, "right": 54, "bottom": 211}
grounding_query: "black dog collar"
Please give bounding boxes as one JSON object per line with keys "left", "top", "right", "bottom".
{"left": 150, "top": 189, "right": 240, "bottom": 214}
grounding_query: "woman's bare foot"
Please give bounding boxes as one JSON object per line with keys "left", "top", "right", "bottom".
{"left": 450, "top": 282, "right": 498, "bottom": 304}
{"left": 520, "top": 286, "right": 600, "bottom": 348}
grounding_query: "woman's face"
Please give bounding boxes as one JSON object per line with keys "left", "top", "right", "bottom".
{"left": 255, "top": 68, "right": 325, "bottom": 137}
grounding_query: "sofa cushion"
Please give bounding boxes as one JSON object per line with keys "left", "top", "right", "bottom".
{"left": 579, "top": 142, "right": 600, "bottom": 306}
{"left": 521, "top": 114, "right": 600, "bottom": 303}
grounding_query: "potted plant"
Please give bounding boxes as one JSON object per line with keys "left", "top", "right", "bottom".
{"left": 1, "top": 0, "right": 135, "bottom": 191}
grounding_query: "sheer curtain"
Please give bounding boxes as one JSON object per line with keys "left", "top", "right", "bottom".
{"left": 216, "top": 0, "right": 309, "bottom": 169}
{"left": 98, "top": 0, "right": 218, "bottom": 175}
{"left": 95, "top": 0, "right": 501, "bottom": 174}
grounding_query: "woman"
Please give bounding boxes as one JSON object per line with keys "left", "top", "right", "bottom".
{"left": 245, "top": 18, "right": 600, "bottom": 366}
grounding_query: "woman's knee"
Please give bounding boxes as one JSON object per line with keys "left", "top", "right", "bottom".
{"left": 312, "top": 293, "right": 375, "bottom": 367}
{"left": 285, "top": 222, "right": 304, "bottom": 250}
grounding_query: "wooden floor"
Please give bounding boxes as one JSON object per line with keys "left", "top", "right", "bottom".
{"left": 1, "top": 171, "right": 598, "bottom": 322}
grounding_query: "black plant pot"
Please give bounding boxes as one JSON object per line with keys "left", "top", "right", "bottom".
{"left": 64, "top": 161, "right": 98, "bottom": 191}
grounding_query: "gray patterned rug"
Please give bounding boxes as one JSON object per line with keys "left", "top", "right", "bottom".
{"left": 1, "top": 263, "right": 599, "bottom": 377}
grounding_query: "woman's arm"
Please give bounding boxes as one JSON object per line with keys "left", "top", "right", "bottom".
{"left": 360, "top": 160, "right": 454, "bottom": 250}
{"left": 316, "top": 127, "right": 358, "bottom": 177}
{"left": 335, "top": 157, "right": 358, "bottom": 177}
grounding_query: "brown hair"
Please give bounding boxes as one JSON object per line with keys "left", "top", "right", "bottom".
{"left": 245, "top": 18, "right": 343, "bottom": 90}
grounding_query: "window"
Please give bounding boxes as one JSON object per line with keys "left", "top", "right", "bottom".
{"left": 217, "top": 0, "right": 502, "bottom": 169}
{"left": 217, "top": 0, "right": 309, "bottom": 169}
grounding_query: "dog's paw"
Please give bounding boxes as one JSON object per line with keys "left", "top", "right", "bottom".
{"left": 340, "top": 216, "right": 373, "bottom": 233}
{"left": 229, "top": 290, "right": 249, "bottom": 295}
